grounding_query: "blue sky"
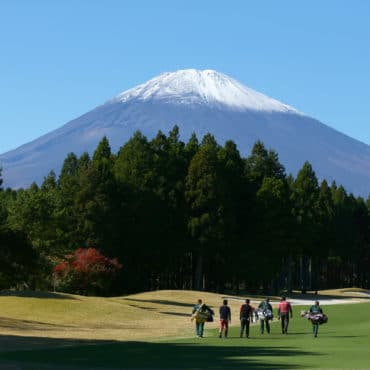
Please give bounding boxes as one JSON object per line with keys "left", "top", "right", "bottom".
{"left": 1, "top": 0, "right": 370, "bottom": 153}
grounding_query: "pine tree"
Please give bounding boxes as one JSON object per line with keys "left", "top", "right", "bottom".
{"left": 185, "top": 132, "right": 199, "bottom": 162}
{"left": 76, "top": 137, "right": 117, "bottom": 252}
{"left": 0, "top": 167, "right": 3, "bottom": 190}
{"left": 57, "top": 153, "right": 80, "bottom": 249}
{"left": 245, "top": 141, "right": 285, "bottom": 190}
{"left": 114, "top": 131, "right": 155, "bottom": 190}
{"left": 290, "top": 161, "right": 319, "bottom": 293}
{"left": 217, "top": 140, "right": 247, "bottom": 292}
{"left": 185, "top": 134, "right": 223, "bottom": 290}
{"left": 114, "top": 131, "right": 161, "bottom": 291}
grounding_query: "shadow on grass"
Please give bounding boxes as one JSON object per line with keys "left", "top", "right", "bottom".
{"left": 122, "top": 298, "right": 194, "bottom": 308}
{"left": 0, "top": 290, "right": 78, "bottom": 300}
{"left": 0, "top": 334, "right": 317, "bottom": 369}
{"left": 160, "top": 311, "right": 190, "bottom": 317}
{"left": 127, "top": 304, "right": 157, "bottom": 311}
{"left": 287, "top": 292, "right": 370, "bottom": 301}
{"left": 0, "top": 335, "right": 92, "bottom": 353}
{"left": 0, "top": 317, "right": 74, "bottom": 331}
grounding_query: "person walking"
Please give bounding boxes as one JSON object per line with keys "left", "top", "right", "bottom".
{"left": 191, "top": 299, "right": 213, "bottom": 338}
{"left": 240, "top": 299, "right": 254, "bottom": 338}
{"left": 309, "top": 300, "right": 323, "bottom": 337}
{"left": 258, "top": 297, "right": 273, "bottom": 334}
{"left": 278, "top": 296, "right": 292, "bottom": 334}
{"left": 219, "top": 299, "right": 231, "bottom": 338}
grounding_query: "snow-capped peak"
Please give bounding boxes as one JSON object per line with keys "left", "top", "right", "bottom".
{"left": 114, "top": 69, "right": 299, "bottom": 113}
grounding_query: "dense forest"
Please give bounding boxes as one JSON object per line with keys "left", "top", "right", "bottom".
{"left": 1, "top": 126, "right": 370, "bottom": 295}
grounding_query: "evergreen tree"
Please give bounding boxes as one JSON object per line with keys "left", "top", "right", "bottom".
{"left": 76, "top": 137, "right": 117, "bottom": 251}
{"left": 217, "top": 140, "right": 247, "bottom": 292}
{"left": 185, "top": 133, "right": 223, "bottom": 290}
{"left": 2, "top": 131, "right": 370, "bottom": 294}
{"left": 351, "top": 197, "right": 369, "bottom": 287}
{"left": 245, "top": 141, "right": 285, "bottom": 190}
{"left": 0, "top": 226, "right": 38, "bottom": 289}
{"left": 290, "top": 161, "right": 320, "bottom": 292}
{"left": 114, "top": 131, "right": 160, "bottom": 291}
{"left": 310, "top": 180, "right": 335, "bottom": 289}
{"left": 255, "top": 177, "right": 293, "bottom": 292}
{"left": 78, "top": 152, "right": 91, "bottom": 170}
{"left": 57, "top": 153, "right": 80, "bottom": 249}
{"left": 114, "top": 131, "right": 155, "bottom": 190}
{"left": 149, "top": 126, "right": 189, "bottom": 289}
{"left": 0, "top": 170, "right": 7, "bottom": 224}
{"left": 185, "top": 132, "right": 199, "bottom": 161}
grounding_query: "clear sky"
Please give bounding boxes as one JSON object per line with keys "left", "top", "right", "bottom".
{"left": 1, "top": 0, "right": 370, "bottom": 153}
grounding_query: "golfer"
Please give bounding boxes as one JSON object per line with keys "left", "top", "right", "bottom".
{"left": 219, "top": 299, "right": 231, "bottom": 338}
{"left": 277, "top": 296, "right": 292, "bottom": 334}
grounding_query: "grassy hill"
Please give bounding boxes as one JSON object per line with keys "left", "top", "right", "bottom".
{"left": 0, "top": 289, "right": 370, "bottom": 369}
{"left": 0, "top": 290, "right": 249, "bottom": 344}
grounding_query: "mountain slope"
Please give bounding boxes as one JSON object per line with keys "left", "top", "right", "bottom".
{"left": 1, "top": 69, "right": 370, "bottom": 196}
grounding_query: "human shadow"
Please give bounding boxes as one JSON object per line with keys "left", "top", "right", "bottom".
{"left": 0, "top": 334, "right": 317, "bottom": 369}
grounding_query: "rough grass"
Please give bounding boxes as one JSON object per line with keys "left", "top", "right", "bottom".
{"left": 0, "top": 290, "right": 256, "bottom": 344}
{"left": 0, "top": 289, "right": 369, "bottom": 369}
{"left": 0, "top": 289, "right": 367, "bottom": 344}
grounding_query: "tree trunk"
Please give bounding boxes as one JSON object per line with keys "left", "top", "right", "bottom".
{"left": 235, "top": 277, "right": 240, "bottom": 295}
{"left": 287, "top": 255, "right": 293, "bottom": 294}
{"left": 195, "top": 253, "right": 203, "bottom": 290}
{"left": 300, "top": 254, "right": 309, "bottom": 294}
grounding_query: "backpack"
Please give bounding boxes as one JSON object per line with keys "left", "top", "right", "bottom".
{"left": 206, "top": 311, "right": 214, "bottom": 322}
{"left": 240, "top": 304, "right": 252, "bottom": 319}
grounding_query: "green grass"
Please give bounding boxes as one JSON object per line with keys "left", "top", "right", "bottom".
{"left": 1, "top": 302, "right": 369, "bottom": 369}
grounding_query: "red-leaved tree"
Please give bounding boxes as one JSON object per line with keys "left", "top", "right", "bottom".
{"left": 53, "top": 248, "right": 122, "bottom": 295}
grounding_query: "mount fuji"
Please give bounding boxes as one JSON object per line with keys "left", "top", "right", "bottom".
{"left": 1, "top": 69, "right": 370, "bottom": 196}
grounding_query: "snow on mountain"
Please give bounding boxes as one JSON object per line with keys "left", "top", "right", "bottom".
{"left": 114, "top": 69, "right": 300, "bottom": 113}
{"left": 1, "top": 69, "right": 370, "bottom": 197}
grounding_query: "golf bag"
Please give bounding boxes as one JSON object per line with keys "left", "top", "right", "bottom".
{"left": 192, "top": 305, "right": 211, "bottom": 323}
{"left": 255, "top": 308, "right": 273, "bottom": 321}
{"left": 300, "top": 310, "right": 328, "bottom": 325}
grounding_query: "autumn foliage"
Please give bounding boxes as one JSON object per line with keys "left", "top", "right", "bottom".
{"left": 53, "top": 248, "right": 122, "bottom": 295}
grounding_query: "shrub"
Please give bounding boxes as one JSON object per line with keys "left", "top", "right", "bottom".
{"left": 53, "top": 248, "right": 122, "bottom": 295}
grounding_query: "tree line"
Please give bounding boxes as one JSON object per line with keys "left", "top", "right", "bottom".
{"left": 1, "top": 125, "right": 369, "bottom": 295}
